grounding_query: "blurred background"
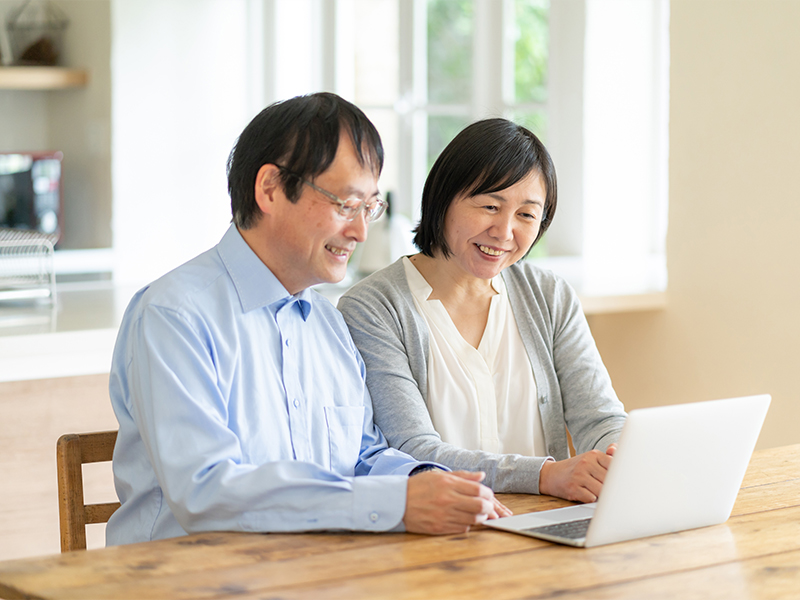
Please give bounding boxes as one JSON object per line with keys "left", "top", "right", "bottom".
{"left": 0, "top": 0, "right": 798, "bottom": 558}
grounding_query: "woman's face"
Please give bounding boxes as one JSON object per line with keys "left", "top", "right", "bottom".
{"left": 440, "top": 171, "right": 546, "bottom": 281}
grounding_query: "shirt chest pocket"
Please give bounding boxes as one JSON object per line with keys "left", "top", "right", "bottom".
{"left": 324, "top": 405, "right": 365, "bottom": 476}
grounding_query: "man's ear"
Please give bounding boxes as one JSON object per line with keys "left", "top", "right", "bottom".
{"left": 254, "top": 163, "right": 283, "bottom": 216}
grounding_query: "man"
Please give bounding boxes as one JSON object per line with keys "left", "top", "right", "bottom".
{"left": 107, "top": 92, "right": 507, "bottom": 545}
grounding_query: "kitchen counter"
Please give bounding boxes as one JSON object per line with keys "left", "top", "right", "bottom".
{"left": 0, "top": 282, "right": 134, "bottom": 383}
{"left": 0, "top": 263, "right": 666, "bottom": 382}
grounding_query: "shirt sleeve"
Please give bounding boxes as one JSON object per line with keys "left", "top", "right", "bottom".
{"left": 338, "top": 287, "right": 550, "bottom": 495}
{"left": 124, "top": 303, "right": 412, "bottom": 534}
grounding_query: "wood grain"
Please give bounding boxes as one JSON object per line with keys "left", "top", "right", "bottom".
{"left": 0, "top": 444, "right": 797, "bottom": 600}
{"left": 56, "top": 431, "right": 120, "bottom": 551}
{"left": 0, "top": 67, "right": 88, "bottom": 90}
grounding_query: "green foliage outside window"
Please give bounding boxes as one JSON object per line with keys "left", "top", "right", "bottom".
{"left": 427, "top": 0, "right": 473, "bottom": 105}
{"left": 514, "top": 0, "right": 549, "bottom": 105}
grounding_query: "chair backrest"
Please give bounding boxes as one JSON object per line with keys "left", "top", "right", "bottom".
{"left": 56, "top": 430, "right": 120, "bottom": 552}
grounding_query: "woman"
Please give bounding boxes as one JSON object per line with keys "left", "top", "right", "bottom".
{"left": 338, "top": 118, "right": 626, "bottom": 503}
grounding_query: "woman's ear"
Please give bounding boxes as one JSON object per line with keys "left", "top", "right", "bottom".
{"left": 254, "top": 163, "right": 283, "bottom": 215}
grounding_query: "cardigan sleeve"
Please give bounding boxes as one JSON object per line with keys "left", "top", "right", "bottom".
{"left": 506, "top": 263, "right": 627, "bottom": 456}
{"left": 549, "top": 275, "right": 628, "bottom": 453}
{"left": 338, "top": 264, "right": 551, "bottom": 494}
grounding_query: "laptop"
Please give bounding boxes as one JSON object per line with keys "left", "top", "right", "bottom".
{"left": 484, "top": 394, "right": 771, "bottom": 547}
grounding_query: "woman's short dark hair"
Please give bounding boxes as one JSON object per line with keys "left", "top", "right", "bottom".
{"left": 413, "top": 118, "right": 557, "bottom": 258}
{"left": 227, "top": 92, "right": 384, "bottom": 229}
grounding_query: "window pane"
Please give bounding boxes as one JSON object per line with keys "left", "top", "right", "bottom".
{"left": 427, "top": 115, "right": 470, "bottom": 171}
{"left": 427, "top": 0, "right": 473, "bottom": 105}
{"left": 364, "top": 108, "right": 400, "bottom": 202}
{"left": 354, "top": 0, "right": 399, "bottom": 105}
{"left": 514, "top": 0, "right": 549, "bottom": 104}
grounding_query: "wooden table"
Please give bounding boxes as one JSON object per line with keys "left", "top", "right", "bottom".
{"left": 1, "top": 444, "right": 798, "bottom": 600}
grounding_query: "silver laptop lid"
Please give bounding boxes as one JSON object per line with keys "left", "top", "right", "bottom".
{"left": 585, "top": 394, "right": 770, "bottom": 546}
{"left": 484, "top": 395, "right": 770, "bottom": 547}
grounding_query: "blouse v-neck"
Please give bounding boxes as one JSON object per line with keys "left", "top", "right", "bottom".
{"left": 402, "top": 257, "right": 546, "bottom": 456}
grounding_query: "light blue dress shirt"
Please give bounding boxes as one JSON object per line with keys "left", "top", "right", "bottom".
{"left": 106, "top": 225, "right": 428, "bottom": 545}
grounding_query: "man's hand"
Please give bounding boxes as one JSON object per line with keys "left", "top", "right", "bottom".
{"left": 493, "top": 495, "right": 513, "bottom": 519}
{"left": 403, "top": 470, "right": 507, "bottom": 535}
{"left": 538, "top": 448, "right": 614, "bottom": 503}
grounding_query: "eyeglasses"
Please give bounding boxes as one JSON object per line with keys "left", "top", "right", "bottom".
{"left": 274, "top": 165, "right": 387, "bottom": 223}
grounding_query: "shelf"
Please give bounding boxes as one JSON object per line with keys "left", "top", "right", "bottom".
{"left": 0, "top": 67, "right": 88, "bottom": 90}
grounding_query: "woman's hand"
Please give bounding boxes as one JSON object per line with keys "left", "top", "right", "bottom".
{"left": 538, "top": 448, "right": 615, "bottom": 503}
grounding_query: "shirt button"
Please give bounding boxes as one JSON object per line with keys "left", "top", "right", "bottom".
{"left": 369, "top": 512, "right": 379, "bottom": 523}
{"left": 538, "top": 395, "right": 548, "bottom": 405}
{"left": 285, "top": 338, "right": 290, "bottom": 347}
{"left": 293, "top": 399, "right": 300, "bottom": 408}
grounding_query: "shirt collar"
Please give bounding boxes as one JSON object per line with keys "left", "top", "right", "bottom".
{"left": 217, "top": 224, "right": 313, "bottom": 320}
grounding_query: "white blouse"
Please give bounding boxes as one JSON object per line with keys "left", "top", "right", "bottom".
{"left": 403, "top": 257, "right": 547, "bottom": 457}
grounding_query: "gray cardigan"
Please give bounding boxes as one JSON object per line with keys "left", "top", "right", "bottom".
{"left": 338, "top": 258, "right": 627, "bottom": 494}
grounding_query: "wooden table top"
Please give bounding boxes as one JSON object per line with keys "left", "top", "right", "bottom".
{"left": 1, "top": 444, "right": 798, "bottom": 600}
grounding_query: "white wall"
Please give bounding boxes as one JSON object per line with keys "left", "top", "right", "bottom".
{"left": 110, "top": 0, "right": 256, "bottom": 284}
{"left": 581, "top": 0, "right": 668, "bottom": 294}
{"left": 49, "top": 0, "right": 112, "bottom": 249}
{"left": 0, "top": 1, "right": 48, "bottom": 151}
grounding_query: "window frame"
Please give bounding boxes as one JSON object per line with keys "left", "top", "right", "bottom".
{"left": 269, "top": 0, "right": 670, "bottom": 301}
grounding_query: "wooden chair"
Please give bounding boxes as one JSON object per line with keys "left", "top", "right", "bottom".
{"left": 56, "top": 430, "right": 121, "bottom": 552}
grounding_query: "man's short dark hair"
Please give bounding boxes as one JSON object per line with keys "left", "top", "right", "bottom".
{"left": 227, "top": 92, "right": 384, "bottom": 229}
{"left": 413, "top": 118, "right": 557, "bottom": 258}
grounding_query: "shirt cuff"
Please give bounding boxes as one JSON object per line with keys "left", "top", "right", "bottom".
{"left": 351, "top": 475, "right": 408, "bottom": 532}
{"left": 535, "top": 456, "right": 556, "bottom": 495}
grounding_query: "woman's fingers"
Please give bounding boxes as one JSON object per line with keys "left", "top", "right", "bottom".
{"left": 539, "top": 450, "right": 614, "bottom": 503}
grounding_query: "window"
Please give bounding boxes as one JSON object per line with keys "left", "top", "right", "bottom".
{"left": 346, "top": 0, "right": 551, "bottom": 232}
{"left": 111, "top": 0, "right": 669, "bottom": 300}
{"left": 337, "top": 0, "right": 668, "bottom": 297}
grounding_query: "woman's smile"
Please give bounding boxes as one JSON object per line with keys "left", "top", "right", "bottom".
{"left": 439, "top": 172, "right": 546, "bottom": 283}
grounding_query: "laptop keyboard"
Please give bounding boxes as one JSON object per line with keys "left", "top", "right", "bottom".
{"left": 523, "top": 517, "right": 592, "bottom": 540}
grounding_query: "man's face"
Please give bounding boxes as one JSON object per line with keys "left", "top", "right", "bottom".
{"left": 267, "top": 137, "right": 380, "bottom": 295}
